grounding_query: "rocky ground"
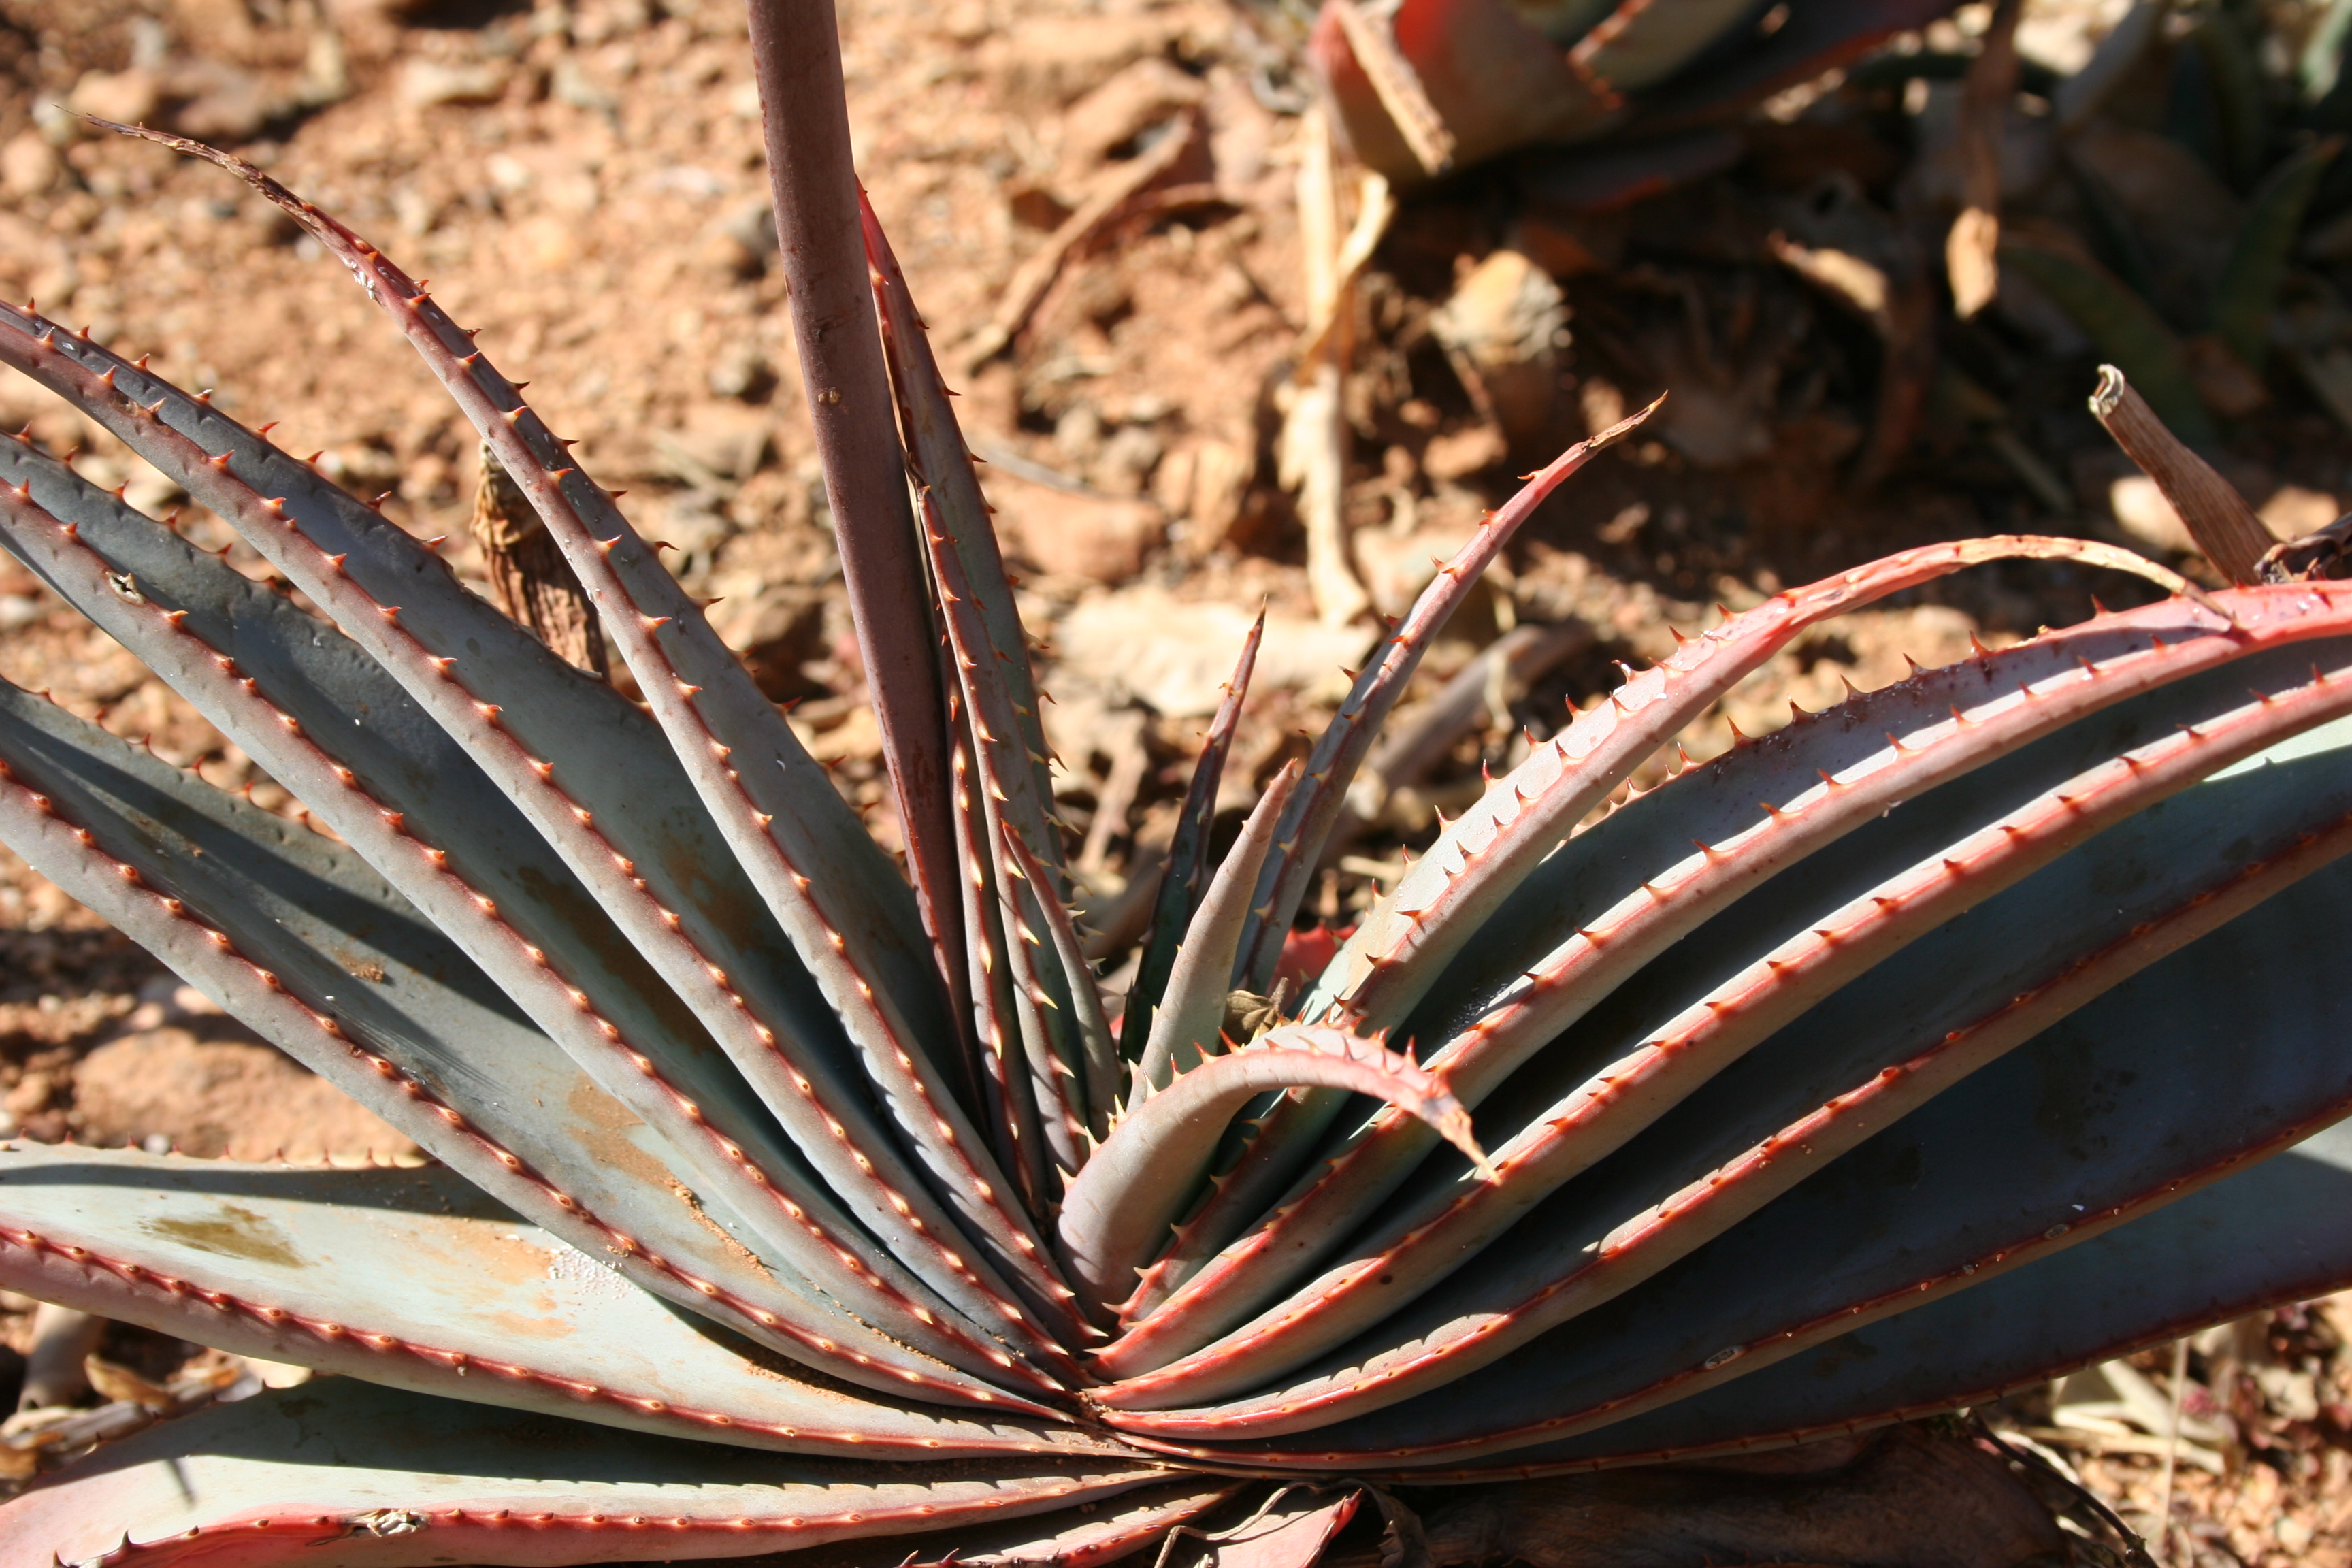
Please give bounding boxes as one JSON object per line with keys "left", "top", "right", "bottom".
{"left": 0, "top": 0, "right": 2350, "bottom": 1551}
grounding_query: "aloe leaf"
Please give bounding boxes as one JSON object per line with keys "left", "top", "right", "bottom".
{"left": 0, "top": 415, "right": 1052, "bottom": 1401}
{"left": 1232, "top": 399, "right": 1663, "bottom": 994}
{"left": 1446, "top": 1117, "right": 2352, "bottom": 1477}
{"left": 103, "top": 131, "right": 1077, "bottom": 1335}
{"left": 978, "top": 841, "right": 1086, "bottom": 1192}
{"left": 2189, "top": 16, "right": 2268, "bottom": 193}
{"left": 2061, "top": 151, "right": 2158, "bottom": 298}
{"left": 862, "top": 196, "right": 1060, "bottom": 883}
{"left": 0, "top": 437, "right": 1060, "bottom": 1396}
{"left": 867, "top": 202, "right": 1113, "bottom": 1150}
{"left": 925, "top": 491, "right": 1105, "bottom": 1153}
{"left": 1571, "top": 0, "right": 1771, "bottom": 95}
{"left": 1153, "top": 540, "right": 2189, "bottom": 1323}
{"left": 1993, "top": 239, "right": 2214, "bottom": 442}
{"left": 1125, "top": 612, "right": 1264, "bottom": 1049}
{"left": 1184, "top": 1488, "right": 1365, "bottom": 1568}
{"left": 1316, "top": 0, "right": 1621, "bottom": 183}
{"left": 0, "top": 1378, "right": 1166, "bottom": 1568}
{"left": 1058, "top": 1024, "right": 1488, "bottom": 1308}
{"left": 1098, "top": 627, "right": 2352, "bottom": 1409}
{"left": 2210, "top": 135, "right": 2343, "bottom": 370}
{"left": 1254, "top": 792, "right": 2352, "bottom": 1470}
{"left": 999, "top": 822, "right": 1121, "bottom": 1141}
{"left": 815, "top": 1477, "right": 1247, "bottom": 1567}
{"left": 20, "top": 159, "right": 1079, "bottom": 1366}
{"left": 0, "top": 1145, "right": 1130, "bottom": 1461}
{"left": 951, "top": 709, "right": 1057, "bottom": 1213}
{"left": 932, "top": 1480, "right": 1247, "bottom": 1567}
{"left": 1622, "top": 0, "right": 1962, "bottom": 135}
{"left": 1097, "top": 653, "right": 2352, "bottom": 1439}
{"left": 1132, "top": 761, "right": 1305, "bottom": 1110}
{"left": 1311, "top": 535, "right": 2187, "bottom": 1036}
{"left": 1096, "top": 587, "right": 2352, "bottom": 1385}
{"left": 0, "top": 670, "right": 1014, "bottom": 1401}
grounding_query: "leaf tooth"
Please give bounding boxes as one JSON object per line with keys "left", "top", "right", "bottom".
{"left": 0, "top": 767, "right": 1015, "bottom": 1409}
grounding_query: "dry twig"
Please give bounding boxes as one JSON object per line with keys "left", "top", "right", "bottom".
{"left": 2089, "top": 365, "right": 2278, "bottom": 585}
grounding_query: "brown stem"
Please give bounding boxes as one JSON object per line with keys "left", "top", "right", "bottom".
{"left": 2089, "top": 365, "right": 2277, "bottom": 585}
{"left": 469, "top": 444, "right": 608, "bottom": 678}
{"left": 745, "top": 0, "right": 969, "bottom": 1042}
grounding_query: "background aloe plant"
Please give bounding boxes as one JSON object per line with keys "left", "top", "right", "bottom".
{"left": 0, "top": 1, "right": 2350, "bottom": 1561}
{"left": 1305, "top": 0, "right": 1961, "bottom": 188}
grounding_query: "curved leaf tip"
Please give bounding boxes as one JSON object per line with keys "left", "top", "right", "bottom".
{"left": 1254, "top": 1022, "right": 1494, "bottom": 1181}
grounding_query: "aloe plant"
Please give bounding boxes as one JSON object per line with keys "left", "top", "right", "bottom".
{"left": 4, "top": 7, "right": 2352, "bottom": 1561}
{"left": 1307, "top": 0, "right": 1960, "bottom": 187}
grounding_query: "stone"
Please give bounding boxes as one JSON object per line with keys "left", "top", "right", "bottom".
{"left": 999, "top": 481, "right": 1164, "bottom": 582}
{"left": 67, "top": 69, "right": 161, "bottom": 127}
{"left": 985, "top": 11, "right": 1205, "bottom": 110}
{"left": 1055, "top": 586, "right": 1371, "bottom": 716}
{"left": 708, "top": 341, "right": 777, "bottom": 402}
{"left": 2108, "top": 475, "right": 2193, "bottom": 556}
{"left": 399, "top": 59, "right": 510, "bottom": 110}
{"left": 698, "top": 226, "right": 764, "bottom": 282}
{"left": 1422, "top": 421, "right": 1507, "bottom": 481}
{"left": 515, "top": 213, "right": 583, "bottom": 273}
{"left": 714, "top": 586, "right": 827, "bottom": 701}
{"left": 1092, "top": 423, "right": 1165, "bottom": 495}
{"left": 73, "top": 1028, "right": 418, "bottom": 1162}
{"left": 1062, "top": 58, "right": 1205, "bottom": 167}
{"left": 2260, "top": 485, "right": 2343, "bottom": 540}
{"left": 655, "top": 406, "right": 774, "bottom": 486}
{"left": 551, "top": 57, "right": 621, "bottom": 114}
{"left": 163, "top": 57, "right": 276, "bottom": 142}
{"left": 0, "top": 134, "right": 58, "bottom": 199}
{"left": 1355, "top": 517, "right": 1482, "bottom": 617}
